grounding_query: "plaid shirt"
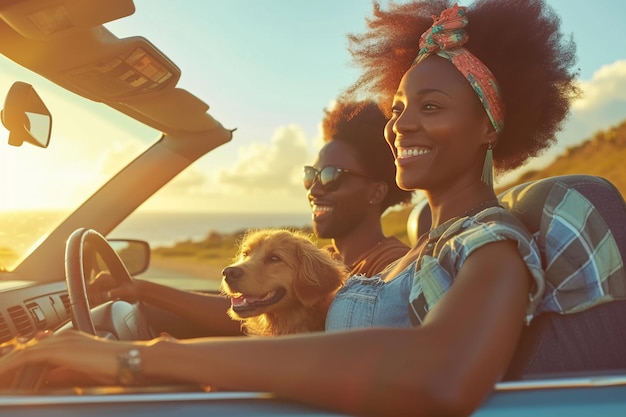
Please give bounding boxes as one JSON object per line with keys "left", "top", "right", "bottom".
{"left": 535, "top": 181, "right": 626, "bottom": 313}
{"left": 408, "top": 188, "right": 626, "bottom": 326}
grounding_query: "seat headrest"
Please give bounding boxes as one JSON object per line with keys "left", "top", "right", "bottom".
{"left": 406, "top": 175, "right": 626, "bottom": 257}
{"left": 498, "top": 175, "right": 626, "bottom": 257}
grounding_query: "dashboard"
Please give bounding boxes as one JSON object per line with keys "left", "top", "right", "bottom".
{"left": 0, "top": 281, "right": 70, "bottom": 343}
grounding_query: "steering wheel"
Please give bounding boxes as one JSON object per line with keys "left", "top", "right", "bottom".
{"left": 64, "top": 228, "right": 153, "bottom": 340}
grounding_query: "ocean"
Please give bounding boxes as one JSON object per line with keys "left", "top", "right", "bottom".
{"left": 0, "top": 209, "right": 311, "bottom": 283}
{"left": 108, "top": 211, "right": 314, "bottom": 248}
{"left": 0, "top": 210, "right": 312, "bottom": 266}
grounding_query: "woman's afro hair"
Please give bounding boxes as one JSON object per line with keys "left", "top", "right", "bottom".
{"left": 343, "top": 0, "right": 580, "bottom": 174}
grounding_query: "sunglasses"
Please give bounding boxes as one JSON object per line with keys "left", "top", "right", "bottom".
{"left": 303, "top": 165, "right": 370, "bottom": 191}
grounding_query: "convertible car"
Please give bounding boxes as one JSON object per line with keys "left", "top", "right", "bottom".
{"left": 0, "top": 0, "right": 625, "bottom": 415}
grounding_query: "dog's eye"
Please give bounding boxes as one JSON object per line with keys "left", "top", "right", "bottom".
{"left": 268, "top": 255, "right": 282, "bottom": 263}
{"left": 240, "top": 250, "right": 250, "bottom": 258}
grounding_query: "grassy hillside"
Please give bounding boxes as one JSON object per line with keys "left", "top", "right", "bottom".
{"left": 496, "top": 119, "right": 626, "bottom": 195}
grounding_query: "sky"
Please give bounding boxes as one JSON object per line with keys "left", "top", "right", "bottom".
{"left": 2, "top": 0, "right": 626, "bottom": 215}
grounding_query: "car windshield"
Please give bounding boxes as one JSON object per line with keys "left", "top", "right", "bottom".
{"left": 0, "top": 56, "right": 161, "bottom": 271}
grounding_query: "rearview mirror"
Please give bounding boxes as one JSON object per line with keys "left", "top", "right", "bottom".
{"left": 1, "top": 81, "right": 52, "bottom": 148}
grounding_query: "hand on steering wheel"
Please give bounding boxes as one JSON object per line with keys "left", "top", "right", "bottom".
{"left": 65, "top": 228, "right": 153, "bottom": 340}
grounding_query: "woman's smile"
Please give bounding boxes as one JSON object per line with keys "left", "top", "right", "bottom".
{"left": 396, "top": 146, "right": 432, "bottom": 159}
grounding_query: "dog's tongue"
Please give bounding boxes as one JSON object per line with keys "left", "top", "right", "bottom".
{"left": 231, "top": 295, "right": 247, "bottom": 307}
{"left": 231, "top": 292, "right": 272, "bottom": 307}
{"left": 231, "top": 295, "right": 255, "bottom": 307}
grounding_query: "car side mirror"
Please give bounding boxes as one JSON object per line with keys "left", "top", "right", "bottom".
{"left": 107, "top": 239, "right": 151, "bottom": 276}
{"left": 1, "top": 81, "right": 52, "bottom": 148}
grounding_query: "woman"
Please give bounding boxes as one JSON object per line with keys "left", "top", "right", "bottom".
{"left": 308, "top": 99, "right": 413, "bottom": 277}
{"left": 0, "top": 1, "right": 600, "bottom": 416}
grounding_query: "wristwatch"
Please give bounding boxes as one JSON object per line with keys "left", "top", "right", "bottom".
{"left": 117, "top": 348, "right": 143, "bottom": 386}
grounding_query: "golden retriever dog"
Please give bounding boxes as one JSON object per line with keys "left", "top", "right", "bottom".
{"left": 220, "top": 228, "right": 348, "bottom": 336}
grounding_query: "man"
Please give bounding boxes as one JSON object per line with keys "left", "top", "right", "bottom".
{"left": 305, "top": 100, "right": 413, "bottom": 276}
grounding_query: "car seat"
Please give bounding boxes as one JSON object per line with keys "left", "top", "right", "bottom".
{"left": 406, "top": 174, "right": 626, "bottom": 378}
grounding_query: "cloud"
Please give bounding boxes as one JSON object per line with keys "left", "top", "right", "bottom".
{"left": 139, "top": 124, "right": 322, "bottom": 212}
{"left": 550, "top": 60, "right": 626, "bottom": 156}
{"left": 572, "top": 60, "right": 626, "bottom": 112}
{"left": 216, "top": 124, "right": 311, "bottom": 192}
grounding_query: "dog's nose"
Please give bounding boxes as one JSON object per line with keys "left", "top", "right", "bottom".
{"left": 222, "top": 266, "right": 243, "bottom": 285}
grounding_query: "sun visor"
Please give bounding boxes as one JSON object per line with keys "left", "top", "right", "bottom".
{"left": 0, "top": 0, "right": 135, "bottom": 40}
{"left": 59, "top": 36, "right": 181, "bottom": 101}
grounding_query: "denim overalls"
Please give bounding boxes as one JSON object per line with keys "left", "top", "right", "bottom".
{"left": 325, "top": 260, "right": 416, "bottom": 330}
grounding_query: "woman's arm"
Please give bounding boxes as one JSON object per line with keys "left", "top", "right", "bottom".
{"left": 5, "top": 240, "right": 530, "bottom": 417}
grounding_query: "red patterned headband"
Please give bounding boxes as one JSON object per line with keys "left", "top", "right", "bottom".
{"left": 413, "top": 4, "right": 505, "bottom": 134}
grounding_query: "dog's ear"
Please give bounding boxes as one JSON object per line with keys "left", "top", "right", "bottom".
{"left": 293, "top": 241, "right": 347, "bottom": 307}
